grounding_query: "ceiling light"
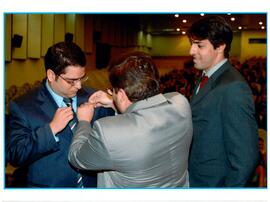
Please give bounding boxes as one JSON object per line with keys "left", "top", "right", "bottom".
{"left": 182, "top": 31, "right": 186, "bottom": 35}
{"left": 174, "top": 14, "right": 179, "bottom": 18}
{"left": 238, "top": 26, "right": 242, "bottom": 30}
{"left": 259, "top": 21, "right": 263, "bottom": 25}
{"left": 200, "top": 13, "right": 205, "bottom": 16}
{"left": 230, "top": 17, "right": 235, "bottom": 21}
{"left": 176, "top": 28, "right": 181, "bottom": 32}
{"left": 182, "top": 19, "right": 187, "bottom": 23}
{"left": 261, "top": 26, "right": 265, "bottom": 30}
{"left": 164, "top": 28, "right": 175, "bottom": 32}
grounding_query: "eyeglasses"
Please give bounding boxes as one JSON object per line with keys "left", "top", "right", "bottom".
{"left": 59, "top": 74, "right": 88, "bottom": 86}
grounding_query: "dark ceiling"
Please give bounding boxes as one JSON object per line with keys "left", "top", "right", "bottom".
{"left": 94, "top": 13, "right": 267, "bottom": 35}
{"left": 140, "top": 13, "right": 267, "bottom": 35}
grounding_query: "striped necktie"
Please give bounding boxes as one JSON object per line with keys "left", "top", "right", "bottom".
{"left": 63, "top": 97, "right": 83, "bottom": 188}
{"left": 63, "top": 98, "right": 78, "bottom": 131}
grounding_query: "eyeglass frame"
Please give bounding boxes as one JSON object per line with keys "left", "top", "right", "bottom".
{"left": 58, "top": 74, "right": 88, "bottom": 86}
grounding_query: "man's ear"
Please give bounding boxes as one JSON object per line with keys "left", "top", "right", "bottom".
{"left": 47, "top": 69, "right": 56, "bottom": 82}
{"left": 217, "top": 44, "right": 226, "bottom": 53}
{"left": 118, "top": 88, "right": 128, "bottom": 103}
{"left": 118, "top": 88, "right": 133, "bottom": 104}
{"left": 116, "top": 88, "right": 133, "bottom": 113}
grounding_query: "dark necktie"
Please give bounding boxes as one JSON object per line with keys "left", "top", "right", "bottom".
{"left": 199, "top": 75, "right": 209, "bottom": 90}
{"left": 63, "top": 98, "right": 83, "bottom": 188}
{"left": 63, "top": 98, "right": 78, "bottom": 131}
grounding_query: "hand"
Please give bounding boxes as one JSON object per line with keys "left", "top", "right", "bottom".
{"left": 50, "top": 107, "right": 73, "bottom": 134}
{"left": 88, "top": 90, "right": 115, "bottom": 110}
{"left": 77, "top": 102, "right": 95, "bottom": 122}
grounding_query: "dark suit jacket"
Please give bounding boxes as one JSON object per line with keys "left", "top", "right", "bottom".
{"left": 189, "top": 61, "right": 259, "bottom": 187}
{"left": 6, "top": 80, "right": 114, "bottom": 187}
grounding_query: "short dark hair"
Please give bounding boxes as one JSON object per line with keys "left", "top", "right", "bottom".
{"left": 44, "top": 42, "right": 86, "bottom": 75}
{"left": 187, "top": 15, "right": 233, "bottom": 58}
{"left": 109, "top": 51, "right": 160, "bottom": 102}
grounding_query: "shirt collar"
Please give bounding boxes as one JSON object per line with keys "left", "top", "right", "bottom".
{"left": 204, "top": 58, "right": 227, "bottom": 78}
{"left": 45, "top": 79, "right": 77, "bottom": 110}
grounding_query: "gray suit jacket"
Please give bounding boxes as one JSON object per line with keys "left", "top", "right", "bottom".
{"left": 69, "top": 92, "right": 193, "bottom": 188}
{"left": 189, "top": 61, "right": 259, "bottom": 187}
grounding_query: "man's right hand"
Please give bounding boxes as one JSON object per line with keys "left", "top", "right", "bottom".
{"left": 89, "top": 90, "right": 116, "bottom": 110}
{"left": 50, "top": 107, "right": 73, "bottom": 134}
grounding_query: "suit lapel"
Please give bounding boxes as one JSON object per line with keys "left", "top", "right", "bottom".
{"left": 37, "top": 81, "right": 59, "bottom": 120}
{"left": 37, "top": 81, "right": 74, "bottom": 140}
{"left": 191, "top": 61, "right": 231, "bottom": 107}
{"left": 190, "top": 82, "right": 212, "bottom": 107}
{"left": 76, "top": 88, "right": 90, "bottom": 106}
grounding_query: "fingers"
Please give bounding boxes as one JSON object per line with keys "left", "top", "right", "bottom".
{"left": 50, "top": 107, "right": 74, "bottom": 134}
{"left": 57, "top": 107, "right": 74, "bottom": 121}
{"left": 78, "top": 102, "right": 94, "bottom": 115}
{"left": 88, "top": 90, "right": 112, "bottom": 107}
{"left": 77, "top": 102, "right": 95, "bottom": 122}
{"left": 79, "top": 102, "right": 94, "bottom": 109}
{"left": 88, "top": 90, "right": 103, "bottom": 103}
{"left": 107, "top": 88, "right": 113, "bottom": 96}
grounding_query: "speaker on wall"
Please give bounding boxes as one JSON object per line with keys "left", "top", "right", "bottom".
{"left": 65, "top": 32, "right": 73, "bottom": 43}
{"left": 96, "top": 43, "right": 111, "bottom": 69}
{"left": 12, "top": 34, "right": 23, "bottom": 48}
{"left": 93, "top": 31, "right": 101, "bottom": 42}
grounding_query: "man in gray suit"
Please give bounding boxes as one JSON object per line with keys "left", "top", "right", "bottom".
{"left": 187, "top": 16, "right": 259, "bottom": 187}
{"left": 69, "top": 51, "right": 193, "bottom": 188}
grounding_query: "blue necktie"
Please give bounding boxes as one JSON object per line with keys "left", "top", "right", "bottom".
{"left": 63, "top": 98, "right": 84, "bottom": 188}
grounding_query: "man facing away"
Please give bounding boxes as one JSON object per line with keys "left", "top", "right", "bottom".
{"left": 6, "top": 42, "right": 114, "bottom": 187}
{"left": 68, "top": 51, "right": 193, "bottom": 188}
{"left": 187, "top": 15, "right": 259, "bottom": 187}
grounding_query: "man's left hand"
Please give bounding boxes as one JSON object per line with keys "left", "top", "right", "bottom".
{"left": 77, "top": 102, "right": 95, "bottom": 122}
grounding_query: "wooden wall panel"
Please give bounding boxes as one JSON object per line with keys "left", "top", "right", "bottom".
{"left": 41, "top": 14, "right": 54, "bottom": 56}
{"left": 5, "top": 14, "right": 12, "bottom": 62}
{"left": 12, "top": 14, "right": 27, "bottom": 59}
{"left": 66, "top": 14, "right": 75, "bottom": 36}
{"left": 54, "top": 14, "right": 65, "bottom": 43}
{"left": 84, "top": 15, "right": 93, "bottom": 53}
{"left": 75, "top": 15, "right": 85, "bottom": 50}
{"left": 28, "top": 14, "right": 41, "bottom": 58}
{"left": 146, "top": 33, "right": 152, "bottom": 48}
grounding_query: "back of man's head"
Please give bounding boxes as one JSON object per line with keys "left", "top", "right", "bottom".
{"left": 109, "top": 51, "right": 160, "bottom": 102}
{"left": 44, "top": 42, "right": 86, "bottom": 75}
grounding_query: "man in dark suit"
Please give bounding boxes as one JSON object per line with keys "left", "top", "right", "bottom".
{"left": 187, "top": 16, "right": 259, "bottom": 187}
{"left": 6, "top": 42, "right": 114, "bottom": 187}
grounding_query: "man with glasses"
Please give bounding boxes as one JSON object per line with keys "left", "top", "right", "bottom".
{"left": 6, "top": 42, "right": 114, "bottom": 187}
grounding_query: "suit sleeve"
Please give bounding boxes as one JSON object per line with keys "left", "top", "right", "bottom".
{"left": 222, "top": 82, "right": 259, "bottom": 186}
{"left": 6, "top": 101, "right": 59, "bottom": 167}
{"left": 68, "top": 121, "right": 113, "bottom": 171}
{"left": 91, "top": 107, "right": 115, "bottom": 124}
